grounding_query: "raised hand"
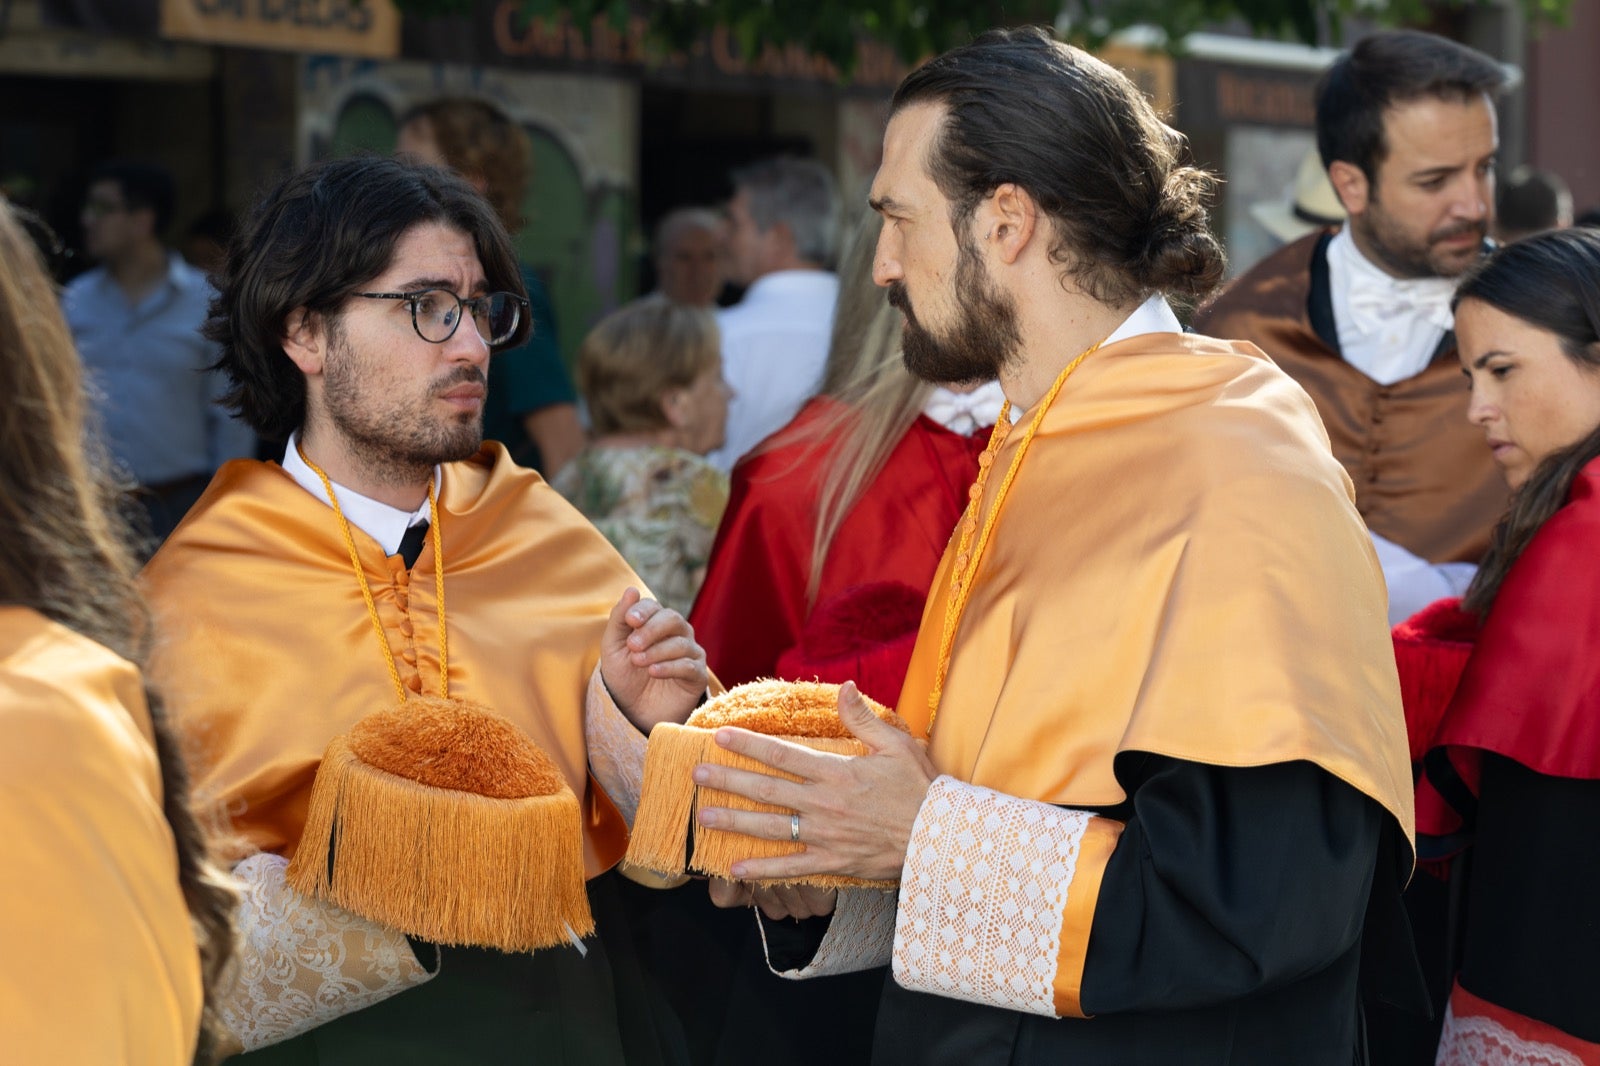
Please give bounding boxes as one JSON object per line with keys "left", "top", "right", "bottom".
{"left": 599, "top": 587, "right": 707, "bottom": 733}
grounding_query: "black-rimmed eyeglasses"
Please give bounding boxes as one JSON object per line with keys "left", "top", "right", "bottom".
{"left": 354, "top": 288, "right": 528, "bottom": 346}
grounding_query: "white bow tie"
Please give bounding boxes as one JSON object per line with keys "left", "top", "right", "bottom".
{"left": 922, "top": 381, "right": 1008, "bottom": 435}
{"left": 1346, "top": 279, "right": 1456, "bottom": 338}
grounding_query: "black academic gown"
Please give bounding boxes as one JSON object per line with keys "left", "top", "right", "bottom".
{"left": 770, "top": 757, "right": 1421, "bottom": 1066}
{"left": 230, "top": 871, "right": 687, "bottom": 1066}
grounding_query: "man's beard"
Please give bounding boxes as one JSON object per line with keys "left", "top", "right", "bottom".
{"left": 1354, "top": 199, "right": 1487, "bottom": 279}
{"left": 322, "top": 326, "right": 485, "bottom": 481}
{"left": 892, "top": 234, "right": 1022, "bottom": 386}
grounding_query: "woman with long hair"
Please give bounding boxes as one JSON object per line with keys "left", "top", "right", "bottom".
{"left": 1407, "top": 228, "right": 1600, "bottom": 1063}
{"left": 681, "top": 207, "right": 999, "bottom": 1066}
{"left": 689, "top": 207, "right": 999, "bottom": 707}
{"left": 0, "top": 200, "right": 235, "bottom": 1060}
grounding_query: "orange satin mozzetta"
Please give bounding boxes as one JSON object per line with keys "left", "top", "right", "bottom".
{"left": 0, "top": 607, "right": 203, "bottom": 1063}
{"left": 142, "top": 444, "right": 642, "bottom": 877}
{"left": 897, "top": 333, "right": 1417, "bottom": 936}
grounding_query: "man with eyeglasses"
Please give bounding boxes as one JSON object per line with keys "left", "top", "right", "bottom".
{"left": 63, "top": 160, "right": 255, "bottom": 552}
{"left": 142, "top": 155, "right": 704, "bottom": 1064}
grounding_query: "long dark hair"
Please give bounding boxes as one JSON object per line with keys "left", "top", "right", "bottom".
{"left": 892, "top": 26, "right": 1225, "bottom": 309}
{"left": 0, "top": 201, "right": 236, "bottom": 1062}
{"left": 1456, "top": 228, "right": 1600, "bottom": 615}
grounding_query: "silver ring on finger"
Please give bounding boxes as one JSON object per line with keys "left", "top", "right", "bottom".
{"left": 790, "top": 812, "right": 801, "bottom": 843}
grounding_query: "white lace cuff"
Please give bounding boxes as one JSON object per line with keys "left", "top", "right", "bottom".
{"left": 218, "top": 852, "right": 437, "bottom": 1052}
{"left": 892, "top": 776, "right": 1121, "bottom": 1019}
{"left": 585, "top": 666, "right": 648, "bottom": 827}
{"left": 757, "top": 887, "right": 898, "bottom": 979}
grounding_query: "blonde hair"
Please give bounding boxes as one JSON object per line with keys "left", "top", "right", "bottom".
{"left": 578, "top": 295, "right": 721, "bottom": 435}
{"left": 766, "top": 207, "right": 932, "bottom": 604}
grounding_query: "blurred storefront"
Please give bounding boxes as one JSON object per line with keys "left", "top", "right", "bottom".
{"left": 11, "top": 0, "right": 1589, "bottom": 351}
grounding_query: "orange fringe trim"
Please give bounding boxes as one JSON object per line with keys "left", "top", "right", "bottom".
{"left": 287, "top": 735, "right": 594, "bottom": 951}
{"left": 626, "top": 723, "right": 898, "bottom": 889}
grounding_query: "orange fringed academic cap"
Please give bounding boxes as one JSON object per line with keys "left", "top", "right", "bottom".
{"left": 626, "top": 679, "right": 908, "bottom": 888}
{"left": 286, "top": 695, "right": 593, "bottom": 952}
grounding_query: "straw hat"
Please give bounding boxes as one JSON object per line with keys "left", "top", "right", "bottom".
{"left": 1250, "top": 150, "right": 1347, "bottom": 243}
{"left": 626, "top": 679, "right": 910, "bottom": 889}
{"left": 287, "top": 695, "right": 592, "bottom": 952}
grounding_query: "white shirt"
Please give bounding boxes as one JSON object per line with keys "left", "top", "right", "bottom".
{"left": 281, "top": 433, "right": 433, "bottom": 555}
{"left": 1326, "top": 227, "right": 1456, "bottom": 386}
{"left": 1370, "top": 532, "right": 1478, "bottom": 626}
{"left": 708, "top": 270, "right": 839, "bottom": 472}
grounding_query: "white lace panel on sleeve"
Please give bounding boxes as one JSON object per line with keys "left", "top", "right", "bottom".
{"left": 585, "top": 665, "right": 648, "bottom": 827}
{"left": 757, "top": 887, "right": 898, "bottom": 980}
{"left": 893, "top": 775, "right": 1112, "bottom": 1019}
{"left": 218, "top": 852, "right": 437, "bottom": 1052}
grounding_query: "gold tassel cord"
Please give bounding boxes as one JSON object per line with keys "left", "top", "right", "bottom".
{"left": 930, "top": 340, "right": 1099, "bottom": 730}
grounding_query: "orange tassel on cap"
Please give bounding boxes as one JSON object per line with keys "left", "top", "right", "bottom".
{"left": 626, "top": 679, "right": 909, "bottom": 889}
{"left": 287, "top": 694, "right": 593, "bottom": 952}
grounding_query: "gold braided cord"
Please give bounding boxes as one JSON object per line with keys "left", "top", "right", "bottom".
{"left": 428, "top": 480, "right": 448, "bottom": 698}
{"left": 928, "top": 342, "right": 1099, "bottom": 730}
{"left": 298, "top": 442, "right": 446, "bottom": 704}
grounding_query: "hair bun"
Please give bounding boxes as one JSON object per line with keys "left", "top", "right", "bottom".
{"left": 1134, "top": 167, "right": 1227, "bottom": 301}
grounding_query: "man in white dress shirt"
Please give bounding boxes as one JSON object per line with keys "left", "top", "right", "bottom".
{"left": 1195, "top": 30, "right": 1508, "bottom": 623}
{"left": 707, "top": 156, "right": 841, "bottom": 472}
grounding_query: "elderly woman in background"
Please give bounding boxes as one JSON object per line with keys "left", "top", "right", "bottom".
{"left": 0, "top": 201, "right": 235, "bottom": 1062}
{"left": 1399, "top": 228, "right": 1600, "bottom": 1064}
{"left": 554, "top": 296, "right": 731, "bottom": 615}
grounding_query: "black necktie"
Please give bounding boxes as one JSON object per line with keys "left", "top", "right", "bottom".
{"left": 397, "top": 520, "right": 430, "bottom": 569}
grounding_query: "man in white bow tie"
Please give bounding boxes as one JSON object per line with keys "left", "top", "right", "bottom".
{"left": 1196, "top": 30, "right": 1508, "bottom": 625}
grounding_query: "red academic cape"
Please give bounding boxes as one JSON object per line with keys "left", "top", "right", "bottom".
{"left": 1406, "top": 458, "right": 1600, "bottom": 1061}
{"left": 1416, "top": 457, "right": 1600, "bottom": 840}
{"left": 689, "top": 397, "right": 987, "bottom": 706}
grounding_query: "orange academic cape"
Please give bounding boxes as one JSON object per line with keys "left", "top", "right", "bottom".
{"left": 0, "top": 607, "right": 202, "bottom": 1064}
{"left": 142, "top": 443, "right": 640, "bottom": 877}
{"left": 893, "top": 332, "right": 1416, "bottom": 1018}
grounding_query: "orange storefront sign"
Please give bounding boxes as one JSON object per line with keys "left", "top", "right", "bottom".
{"left": 159, "top": 0, "right": 399, "bottom": 58}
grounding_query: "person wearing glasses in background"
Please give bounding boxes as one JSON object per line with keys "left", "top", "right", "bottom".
{"left": 142, "top": 155, "right": 704, "bottom": 1064}
{"left": 64, "top": 160, "right": 256, "bottom": 553}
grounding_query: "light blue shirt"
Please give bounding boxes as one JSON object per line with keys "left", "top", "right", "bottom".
{"left": 63, "top": 253, "right": 254, "bottom": 485}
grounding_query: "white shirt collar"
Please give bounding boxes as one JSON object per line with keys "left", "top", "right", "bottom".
{"left": 281, "top": 432, "right": 434, "bottom": 556}
{"left": 922, "top": 380, "right": 1008, "bottom": 435}
{"left": 1003, "top": 296, "right": 1181, "bottom": 418}
{"left": 1102, "top": 295, "right": 1184, "bottom": 347}
{"left": 1326, "top": 227, "right": 1455, "bottom": 385}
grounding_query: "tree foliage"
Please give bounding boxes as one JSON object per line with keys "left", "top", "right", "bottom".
{"left": 388, "top": 0, "right": 1572, "bottom": 71}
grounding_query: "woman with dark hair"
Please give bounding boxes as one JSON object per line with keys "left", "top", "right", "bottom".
{"left": 0, "top": 200, "right": 235, "bottom": 1060}
{"left": 1408, "top": 227, "right": 1600, "bottom": 1063}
